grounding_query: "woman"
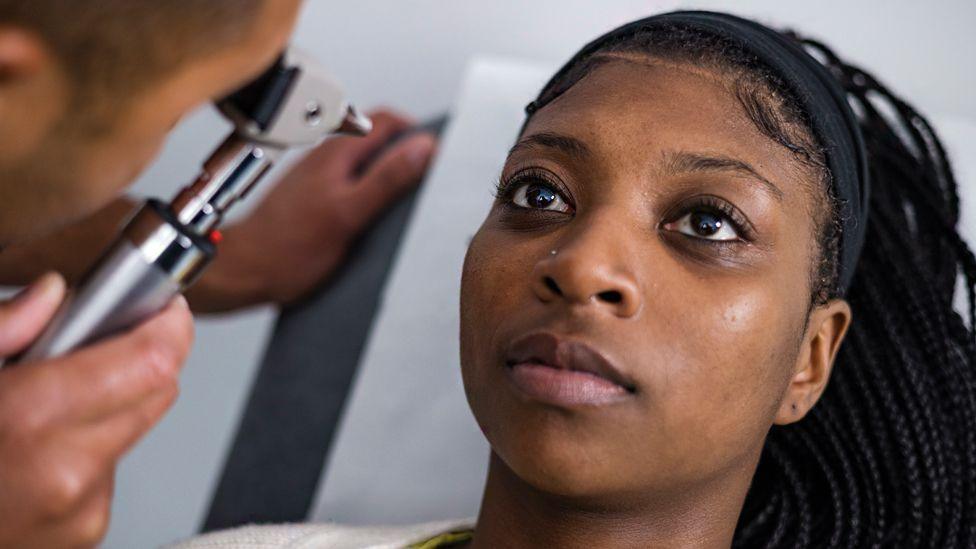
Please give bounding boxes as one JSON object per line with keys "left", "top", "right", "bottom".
{"left": 175, "top": 10, "right": 976, "bottom": 548}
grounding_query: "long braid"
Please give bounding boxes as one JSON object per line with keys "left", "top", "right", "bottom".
{"left": 754, "top": 38, "right": 976, "bottom": 547}
{"left": 525, "top": 20, "right": 976, "bottom": 548}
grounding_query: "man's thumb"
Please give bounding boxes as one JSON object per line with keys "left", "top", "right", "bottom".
{"left": 0, "top": 272, "right": 66, "bottom": 356}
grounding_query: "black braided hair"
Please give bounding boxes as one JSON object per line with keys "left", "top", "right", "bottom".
{"left": 523, "top": 20, "right": 976, "bottom": 548}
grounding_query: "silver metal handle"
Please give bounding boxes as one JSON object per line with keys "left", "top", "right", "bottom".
{"left": 12, "top": 202, "right": 212, "bottom": 364}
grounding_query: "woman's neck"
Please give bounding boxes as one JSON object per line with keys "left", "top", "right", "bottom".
{"left": 468, "top": 453, "right": 751, "bottom": 549}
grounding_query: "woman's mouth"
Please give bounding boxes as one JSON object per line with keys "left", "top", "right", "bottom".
{"left": 503, "top": 332, "right": 636, "bottom": 407}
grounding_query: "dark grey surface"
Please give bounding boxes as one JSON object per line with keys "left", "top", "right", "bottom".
{"left": 202, "top": 188, "right": 419, "bottom": 530}
{"left": 202, "top": 118, "right": 445, "bottom": 531}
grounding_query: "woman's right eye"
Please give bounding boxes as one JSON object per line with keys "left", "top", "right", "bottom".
{"left": 508, "top": 181, "right": 572, "bottom": 213}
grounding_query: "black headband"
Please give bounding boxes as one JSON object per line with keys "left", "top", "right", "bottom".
{"left": 525, "top": 10, "right": 870, "bottom": 293}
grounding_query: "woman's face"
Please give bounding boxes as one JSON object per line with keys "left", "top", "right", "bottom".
{"left": 460, "top": 58, "right": 840, "bottom": 503}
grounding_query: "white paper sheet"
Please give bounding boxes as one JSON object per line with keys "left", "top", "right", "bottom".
{"left": 309, "top": 57, "right": 553, "bottom": 524}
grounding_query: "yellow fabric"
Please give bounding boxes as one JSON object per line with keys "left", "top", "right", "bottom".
{"left": 409, "top": 529, "right": 474, "bottom": 549}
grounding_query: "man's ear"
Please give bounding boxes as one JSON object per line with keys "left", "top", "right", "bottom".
{"left": 774, "top": 298, "right": 852, "bottom": 425}
{"left": 0, "top": 27, "right": 69, "bottom": 160}
{"left": 0, "top": 27, "right": 52, "bottom": 85}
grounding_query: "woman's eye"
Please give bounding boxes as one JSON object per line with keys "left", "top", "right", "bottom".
{"left": 665, "top": 210, "right": 740, "bottom": 241}
{"left": 510, "top": 181, "right": 572, "bottom": 213}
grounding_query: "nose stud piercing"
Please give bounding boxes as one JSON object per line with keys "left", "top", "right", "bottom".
{"left": 550, "top": 249, "right": 558, "bottom": 256}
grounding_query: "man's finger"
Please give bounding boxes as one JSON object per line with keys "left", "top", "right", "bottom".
{"left": 346, "top": 132, "right": 436, "bottom": 228}
{"left": 82, "top": 380, "right": 178, "bottom": 461}
{"left": 27, "top": 296, "right": 193, "bottom": 424}
{"left": 36, "top": 472, "right": 114, "bottom": 549}
{"left": 308, "top": 109, "right": 414, "bottom": 176}
{"left": 0, "top": 272, "right": 66, "bottom": 356}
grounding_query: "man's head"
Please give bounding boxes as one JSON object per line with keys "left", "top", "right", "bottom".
{"left": 0, "top": 0, "right": 304, "bottom": 244}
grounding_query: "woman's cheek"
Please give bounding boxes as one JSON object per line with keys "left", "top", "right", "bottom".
{"left": 460, "top": 231, "right": 523, "bottom": 369}
{"left": 648, "top": 282, "right": 798, "bottom": 454}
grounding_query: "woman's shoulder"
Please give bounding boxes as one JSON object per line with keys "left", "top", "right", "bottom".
{"left": 164, "top": 518, "right": 475, "bottom": 549}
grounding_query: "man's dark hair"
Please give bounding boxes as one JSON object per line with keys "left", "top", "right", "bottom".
{"left": 0, "top": 1, "right": 264, "bottom": 98}
{"left": 526, "top": 20, "right": 976, "bottom": 548}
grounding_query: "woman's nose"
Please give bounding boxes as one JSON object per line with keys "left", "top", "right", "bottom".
{"left": 531, "top": 228, "right": 642, "bottom": 318}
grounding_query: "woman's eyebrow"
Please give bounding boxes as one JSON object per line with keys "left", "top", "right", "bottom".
{"left": 509, "top": 132, "right": 591, "bottom": 160}
{"left": 662, "top": 150, "right": 784, "bottom": 202}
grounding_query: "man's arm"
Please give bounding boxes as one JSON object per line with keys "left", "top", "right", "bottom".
{"left": 0, "top": 197, "right": 133, "bottom": 288}
{"left": 0, "top": 110, "right": 436, "bottom": 313}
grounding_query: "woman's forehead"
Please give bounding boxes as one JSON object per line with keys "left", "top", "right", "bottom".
{"left": 520, "top": 60, "right": 808, "bottom": 191}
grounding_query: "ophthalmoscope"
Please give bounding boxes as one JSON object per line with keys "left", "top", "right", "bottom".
{"left": 12, "top": 48, "right": 371, "bottom": 364}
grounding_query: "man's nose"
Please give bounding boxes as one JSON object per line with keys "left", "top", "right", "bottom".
{"left": 530, "top": 216, "right": 642, "bottom": 318}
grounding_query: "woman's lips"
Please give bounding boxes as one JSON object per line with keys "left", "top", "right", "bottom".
{"left": 503, "top": 332, "right": 636, "bottom": 407}
{"left": 507, "top": 362, "right": 632, "bottom": 406}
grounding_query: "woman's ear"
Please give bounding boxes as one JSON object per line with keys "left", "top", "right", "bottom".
{"left": 774, "top": 298, "right": 852, "bottom": 425}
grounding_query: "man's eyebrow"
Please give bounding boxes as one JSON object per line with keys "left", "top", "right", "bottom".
{"left": 663, "top": 150, "right": 784, "bottom": 202}
{"left": 509, "top": 132, "right": 591, "bottom": 160}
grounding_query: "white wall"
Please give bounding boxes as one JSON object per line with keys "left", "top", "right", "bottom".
{"left": 102, "top": 1, "right": 975, "bottom": 547}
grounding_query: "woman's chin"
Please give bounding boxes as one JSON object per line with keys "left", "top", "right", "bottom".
{"left": 491, "top": 430, "right": 629, "bottom": 499}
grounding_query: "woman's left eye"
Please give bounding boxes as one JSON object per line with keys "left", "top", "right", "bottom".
{"left": 510, "top": 181, "right": 572, "bottom": 213}
{"left": 665, "top": 210, "right": 740, "bottom": 241}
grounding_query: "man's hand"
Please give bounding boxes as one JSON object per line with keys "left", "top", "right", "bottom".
{"left": 0, "top": 273, "right": 194, "bottom": 548}
{"left": 188, "top": 108, "right": 437, "bottom": 311}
